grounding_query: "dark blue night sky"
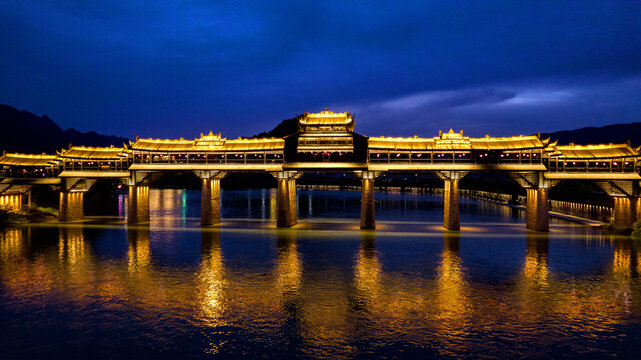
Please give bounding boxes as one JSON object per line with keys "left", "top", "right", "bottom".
{"left": 1, "top": 1, "right": 639, "bottom": 139}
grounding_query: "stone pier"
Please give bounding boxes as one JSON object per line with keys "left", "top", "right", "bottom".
{"left": 273, "top": 172, "right": 300, "bottom": 227}
{"left": 59, "top": 191, "right": 84, "bottom": 221}
{"left": 510, "top": 172, "right": 552, "bottom": 232}
{"left": 613, "top": 196, "right": 639, "bottom": 229}
{"left": 526, "top": 188, "right": 549, "bottom": 232}
{"left": 595, "top": 180, "right": 640, "bottom": 229}
{"left": 199, "top": 171, "right": 227, "bottom": 226}
{"left": 0, "top": 194, "right": 22, "bottom": 212}
{"left": 443, "top": 178, "right": 460, "bottom": 230}
{"left": 438, "top": 171, "right": 467, "bottom": 231}
{"left": 127, "top": 185, "right": 150, "bottom": 224}
{"left": 359, "top": 171, "right": 377, "bottom": 229}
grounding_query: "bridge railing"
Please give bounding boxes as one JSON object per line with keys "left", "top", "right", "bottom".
{"left": 546, "top": 158, "right": 638, "bottom": 173}
{"left": 1, "top": 166, "right": 60, "bottom": 178}
{"left": 62, "top": 160, "right": 131, "bottom": 172}
{"left": 367, "top": 150, "right": 546, "bottom": 165}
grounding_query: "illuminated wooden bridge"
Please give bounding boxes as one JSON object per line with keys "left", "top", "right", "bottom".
{"left": 1, "top": 109, "right": 640, "bottom": 231}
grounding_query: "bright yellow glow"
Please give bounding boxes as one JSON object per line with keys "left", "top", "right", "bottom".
{"left": 299, "top": 109, "right": 354, "bottom": 125}
{"left": 367, "top": 130, "right": 552, "bottom": 151}
{"left": 58, "top": 145, "right": 130, "bottom": 159}
{"left": 0, "top": 195, "right": 22, "bottom": 211}
{"left": 0, "top": 153, "right": 60, "bottom": 166}
{"left": 522, "top": 239, "right": 549, "bottom": 287}
{"left": 129, "top": 133, "right": 284, "bottom": 152}
{"left": 196, "top": 230, "right": 227, "bottom": 330}
{"left": 354, "top": 236, "right": 381, "bottom": 301}
{"left": 552, "top": 143, "right": 639, "bottom": 159}
{"left": 275, "top": 232, "right": 302, "bottom": 302}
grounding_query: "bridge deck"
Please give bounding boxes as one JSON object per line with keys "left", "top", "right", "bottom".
{"left": 128, "top": 164, "right": 285, "bottom": 171}
{"left": 59, "top": 171, "right": 131, "bottom": 178}
{"left": 1, "top": 177, "right": 62, "bottom": 185}
{"left": 368, "top": 163, "right": 548, "bottom": 172}
{"left": 544, "top": 172, "right": 641, "bottom": 180}
{"left": 282, "top": 162, "right": 368, "bottom": 171}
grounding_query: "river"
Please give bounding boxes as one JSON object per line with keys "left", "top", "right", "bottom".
{"left": 1, "top": 189, "right": 639, "bottom": 359}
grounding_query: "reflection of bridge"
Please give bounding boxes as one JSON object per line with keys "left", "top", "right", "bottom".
{"left": 0, "top": 226, "right": 638, "bottom": 357}
{"left": 1, "top": 109, "right": 640, "bottom": 231}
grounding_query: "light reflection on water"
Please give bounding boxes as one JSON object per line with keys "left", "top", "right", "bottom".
{"left": 1, "top": 189, "right": 641, "bottom": 359}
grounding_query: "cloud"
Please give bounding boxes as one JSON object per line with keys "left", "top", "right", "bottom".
{"left": 343, "top": 76, "right": 641, "bottom": 137}
{"left": 373, "top": 88, "right": 518, "bottom": 111}
{"left": 0, "top": 1, "right": 639, "bottom": 138}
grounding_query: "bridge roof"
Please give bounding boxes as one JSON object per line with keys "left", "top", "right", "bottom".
{"left": 299, "top": 109, "right": 354, "bottom": 126}
{"left": 130, "top": 133, "right": 284, "bottom": 152}
{"left": 469, "top": 135, "right": 551, "bottom": 150}
{"left": 222, "top": 138, "right": 284, "bottom": 151}
{"left": 0, "top": 153, "right": 60, "bottom": 166}
{"left": 58, "top": 145, "right": 129, "bottom": 159}
{"left": 368, "top": 130, "right": 550, "bottom": 151}
{"left": 130, "top": 137, "right": 195, "bottom": 151}
{"left": 368, "top": 136, "right": 437, "bottom": 151}
{"left": 552, "top": 143, "right": 640, "bottom": 159}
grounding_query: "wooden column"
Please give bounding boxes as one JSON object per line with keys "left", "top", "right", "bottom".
{"left": 526, "top": 188, "right": 549, "bottom": 232}
{"left": 59, "top": 191, "right": 84, "bottom": 222}
{"left": 443, "top": 178, "right": 460, "bottom": 230}
{"left": 127, "top": 185, "right": 149, "bottom": 224}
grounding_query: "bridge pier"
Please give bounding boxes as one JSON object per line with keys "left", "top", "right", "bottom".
{"left": 510, "top": 172, "right": 552, "bottom": 232}
{"left": 198, "top": 171, "right": 227, "bottom": 226}
{"left": 57, "top": 178, "right": 96, "bottom": 222}
{"left": 595, "top": 180, "right": 640, "bottom": 229}
{"left": 358, "top": 171, "right": 378, "bottom": 229}
{"left": 443, "top": 178, "right": 460, "bottom": 230}
{"left": 127, "top": 185, "right": 150, "bottom": 224}
{"left": 0, "top": 194, "right": 22, "bottom": 212}
{"left": 437, "top": 171, "right": 467, "bottom": 230}
{"left": 526, "top": 188, "right": 549, "bottom": 232}
{"left": 59, "top": 191, "right": 84, "bottom": 221}
{"left": 272, "top": 172, "right": 300, "bottom": 227}
{"left": 613, "top": 196, "right": 639, "bottom": 229}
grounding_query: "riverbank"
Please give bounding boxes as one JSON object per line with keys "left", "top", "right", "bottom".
{"left": 461, "top": 193, "right": 604, "bottom": 227}
{"left": 0, "top": 207, "right": 58, "bottom": 227}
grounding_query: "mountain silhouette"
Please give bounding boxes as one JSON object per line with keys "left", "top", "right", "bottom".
{"left": 253, "top": 116, "right": 300, "bottom": 138}
{"left": 2, "top": 103, "right": 639, "bottom": 155}
{"left": 257, "top": 114, "right": 641, "bottom": 147}
{"left": 0, "top": 104, "right": 129, "bottom": 154}
{"left": 541, "top": 122, "right": 641, "bottom": 147}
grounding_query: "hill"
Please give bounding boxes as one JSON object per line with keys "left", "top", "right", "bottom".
{"left": 0, "top": 104, "right": 130, "bottom": 154}
{"left": 541, "top": 122, "right": 641, "bottom": 147}
{"left": 2, "top": 103, "right": 639, "bottom": 154}
{"left": 258, "top": 115, "right": 641, "bottom": 147}
{"left": 253, "top": 116, "right": 300, "bottom": 138}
